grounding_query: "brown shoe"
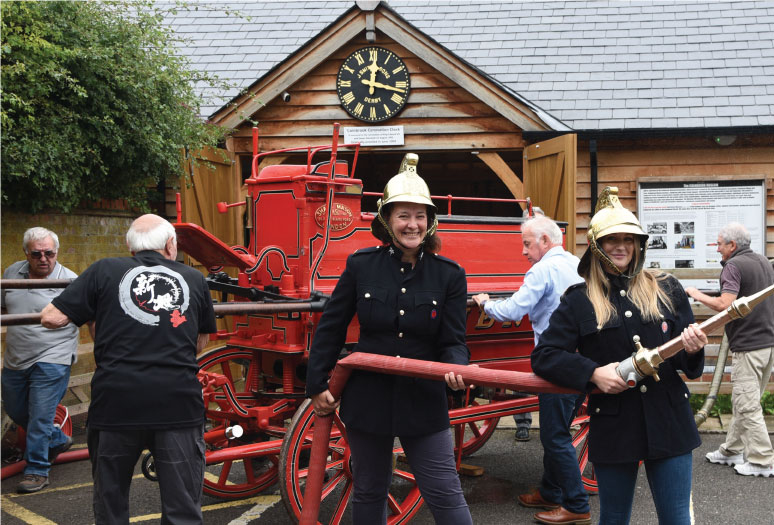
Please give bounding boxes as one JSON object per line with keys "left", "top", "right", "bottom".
{"left": 534, "top": 506, "right": 591, "bottom": 525}
{"left": 17, "top": 473, "right": 49, "bottom": 494}
{"left": 518, "top": 489, "right": 560, "bottom": 510}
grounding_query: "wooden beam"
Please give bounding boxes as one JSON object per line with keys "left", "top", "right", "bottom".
{"left": 233, "top": 133, "right": 526, "bottom": 153}
{"left": 664, "top": 268, "right": 721, "bottom": 280}
{"left": 254, "top": 101, "right": 499, "bottom": 121}
{"left": 242, "top": 117, "right": 520, "bottom": 137}
{"left": 477, "top": 152, "right": 526, "bottom": 209}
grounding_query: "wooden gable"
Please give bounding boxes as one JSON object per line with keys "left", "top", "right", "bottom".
{"left": 213, "top": 5, "right": 552, "bottom": 150}
{"left": 229, "top": 37, "right": 527, "bottom": 154}
{"left": 208, "top": 4, "right": 570, "bottom": 223}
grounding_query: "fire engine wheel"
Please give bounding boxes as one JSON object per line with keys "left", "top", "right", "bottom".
{"left": 450, "top": 398, "right": 499, "bottom": 458}
{"left": 197, "top": 347, "right": 279, "bottom": 499}
{"left": 279, "top": 399, "right": 424, "bottom": 525}
{"left": 141, "top": 452, "right": 159, "bottom": 482}
{"left": 571, "top": 397, "right": 597, "bottom": 494}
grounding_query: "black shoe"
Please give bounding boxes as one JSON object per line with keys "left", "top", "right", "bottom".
{"left": 49, "top": 435, "right": 73, "bottom": 464}
{"left": 515, "top": 427, "right": 531, "bottom": 442}
{"left": 17, "top": 474, "right": 49, "bottom": 493}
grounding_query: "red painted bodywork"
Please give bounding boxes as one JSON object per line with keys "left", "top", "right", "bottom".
{"left": 174, "top": 126, "right": 558, "bottom": 396}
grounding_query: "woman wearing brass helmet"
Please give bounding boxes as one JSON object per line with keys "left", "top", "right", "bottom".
{"left": 306, "top": 154, "right": 473, "bottom": 524}
{"left": 532, "top": 187, "right": 707, "bottom": 524}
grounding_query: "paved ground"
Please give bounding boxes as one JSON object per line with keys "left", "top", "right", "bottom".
{"left": 2, "top": 419, "right": 773, "bottom": 525}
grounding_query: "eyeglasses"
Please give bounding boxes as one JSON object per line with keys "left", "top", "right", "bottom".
{"left": 29, "top": 250, "right": 57, "bottom": 259}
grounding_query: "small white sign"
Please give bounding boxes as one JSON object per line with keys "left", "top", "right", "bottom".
{"left": 343, "top": 126, "right": 404, "bottom": 147}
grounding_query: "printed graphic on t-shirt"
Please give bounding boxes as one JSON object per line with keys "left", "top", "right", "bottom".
{"left": 118, "top": 265, "right": 190, "bottom": 326}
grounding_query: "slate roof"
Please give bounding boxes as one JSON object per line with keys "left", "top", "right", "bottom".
{"left": 165, "top": 1, "right": 774, "bottom": 131}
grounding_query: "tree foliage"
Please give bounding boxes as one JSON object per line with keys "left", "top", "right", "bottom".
{"left": 1, "top": 1, "right": 231, "bottom": 213}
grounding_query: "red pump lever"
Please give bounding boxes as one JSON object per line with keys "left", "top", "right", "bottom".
{"left": 216, "top": 201, "right": 246, "bottom": 214}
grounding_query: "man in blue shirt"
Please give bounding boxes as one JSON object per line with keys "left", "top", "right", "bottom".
{"left": 473, "top": 216, "right": 590, "bottom": 525}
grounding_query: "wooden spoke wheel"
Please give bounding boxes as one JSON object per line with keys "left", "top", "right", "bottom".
{"left": 571, "top": 397, "right": 597, "bottom": 494}
{"left": 279, "top": 399, "right": 424, "bottom": 524}
{"left": 449, "top": 396, "right": 500, "bottom": 458}
{"left": 197, "top": 347, "right": 280, "bottom": 499}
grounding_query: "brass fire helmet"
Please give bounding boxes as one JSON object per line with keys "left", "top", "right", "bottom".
{"left": 371, "top": 153, "right": 438, "bottom": 242}
{"left": 578, "top": 186, "right": 649, "bottom": 279}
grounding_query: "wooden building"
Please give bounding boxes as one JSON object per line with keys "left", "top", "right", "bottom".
{"left": 166, "top": 1, "right": 774, "bottom": 262}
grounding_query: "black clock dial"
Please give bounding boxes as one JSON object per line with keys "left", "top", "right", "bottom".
{"left": 336, "top": 46, "right": 410, "bottom": 123}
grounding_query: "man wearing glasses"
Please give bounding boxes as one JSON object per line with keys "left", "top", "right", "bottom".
{"left": 2, "top": 227, "right": 79, "bottom": 493}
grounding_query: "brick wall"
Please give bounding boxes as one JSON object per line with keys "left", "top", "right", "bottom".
{"left": 2, "top": 211, "right": 136, "bottom": 385}
{"left": 1, "top": 210, "right": 135, "bottom": 275}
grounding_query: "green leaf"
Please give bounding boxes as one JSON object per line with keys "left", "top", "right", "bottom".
{"left": 1, "top": 0, "right": 234, "bottom": 213}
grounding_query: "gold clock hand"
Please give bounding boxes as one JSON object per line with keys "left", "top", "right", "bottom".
{"left": 366, "top": 59, "right": 379, "bottom": 95}
{"left": 360, "top": 79, "right": 406, "bottom": 93}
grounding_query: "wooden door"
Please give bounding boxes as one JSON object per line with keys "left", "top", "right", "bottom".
{"left": 178, "top": 146, "right": 240, "bottom": 343}
{"left": 523, "top": 134, "right": 577, "bottom": 247}
{"left": 179, "top": 146, "right": 241, "bottom": 261}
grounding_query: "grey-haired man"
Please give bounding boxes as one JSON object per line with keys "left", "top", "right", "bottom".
{"left": 686, "top": 222, "right": 774, "bottom": 478}
{"left": 2, "top": 227, "right": 78, "bottom": 493}
{"left": 42, "top": 214, "right": 217, "bottom": 523}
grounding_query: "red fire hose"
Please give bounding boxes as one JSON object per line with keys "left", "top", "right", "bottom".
{"left": 299, "top": 353, "right": 580, "bottom": 524}
{"left": 1, "top": 448, "right": 90, "bottom": 480}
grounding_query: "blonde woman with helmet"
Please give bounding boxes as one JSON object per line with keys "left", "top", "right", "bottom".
{"left": 306, "top": 154, "right": 473, "bottom": 524}
{"left": 531, "top": 187, "right": 707, "bottom": 525}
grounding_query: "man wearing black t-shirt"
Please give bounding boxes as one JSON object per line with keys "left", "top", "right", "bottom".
{"left": 41, "top": 214, "right": 217, "bottom": 524}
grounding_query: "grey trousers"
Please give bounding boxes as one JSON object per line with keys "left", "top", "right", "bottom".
{"left": 347, "top": 426, "right": 473, "bottom": 525}
{"left": 88, "top": 426, "right": 205, "bottom": 525}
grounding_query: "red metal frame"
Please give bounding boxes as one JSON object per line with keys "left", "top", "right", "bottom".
{"left": 164, "top": 123, "right": 585, "bottom": 517}
{"left": 362, "top": 191, "right": 532, "bottom": 217}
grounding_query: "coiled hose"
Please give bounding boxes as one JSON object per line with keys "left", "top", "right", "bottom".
{"left": 694, "top": 332, "right": 730, "bottom": 427}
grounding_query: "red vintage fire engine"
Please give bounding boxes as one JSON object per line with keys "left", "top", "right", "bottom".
{"left": 170, "top": 124, "right": 593, "bottom": 523}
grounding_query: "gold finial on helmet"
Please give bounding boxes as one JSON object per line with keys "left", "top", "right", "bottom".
{"left": 398, "top": 153, "right": 418, "bottom": 175}
{"left": 372, "top": 153, "right": 438, "bottom": 242}
{"left": 594, "top": 186, "right": 622, "bottom": 213}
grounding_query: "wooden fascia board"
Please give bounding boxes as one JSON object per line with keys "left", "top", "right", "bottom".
{"left": 375, "top": 10, "right": 550, "bottom": 132}
{"left": 212, "top": 12, "right": 366, "bottom": 130}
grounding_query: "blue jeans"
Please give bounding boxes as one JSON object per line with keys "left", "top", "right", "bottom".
{"left": 2, "top": 363, "right": 71, "bottom": 476}
{"left": 538, "top": 393, "right": 589, "bottom": 514}
{"left": 594, "top": 452, "right": 693, "bottom": 525}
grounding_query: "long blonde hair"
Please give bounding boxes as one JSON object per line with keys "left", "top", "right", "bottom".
{"left": 586, "top": 246, "right": 674, "bottom": 329}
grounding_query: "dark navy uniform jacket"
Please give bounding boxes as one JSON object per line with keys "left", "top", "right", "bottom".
{"left": 532, "top": 274, "right": 704, "bottom": 464}
{"left": 306, "top": 244, "right": 470, "bottom": 437}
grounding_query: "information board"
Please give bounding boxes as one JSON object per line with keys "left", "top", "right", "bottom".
{"left": 343, "top": 126, "right": 404, "bottom": 146}
{"left": 637, "top": 179, "right": 766, "bottom": 289}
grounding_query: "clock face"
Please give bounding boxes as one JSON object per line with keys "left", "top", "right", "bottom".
{"left": 336, "top": 46, "right": 410, "bottom": 123}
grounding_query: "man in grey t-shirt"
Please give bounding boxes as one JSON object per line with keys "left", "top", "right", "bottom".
{"left": 687, "top": 222, "right": 774, "bottom": 478}
{"left": 1, "top": 227, "right": 79, "bottom": 493}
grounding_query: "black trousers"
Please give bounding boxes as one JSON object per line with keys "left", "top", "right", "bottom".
{"left": 346, "top": 426, "right": 473, "bottom": 525}
{"left": 88, "top": 426, "right": 205, "bottom": 525}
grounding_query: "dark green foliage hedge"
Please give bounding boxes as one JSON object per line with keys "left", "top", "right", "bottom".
{"left": 1, "top": 1, "right": 230, "bottom": 212}
{"left": 690, "top": 392, "right": 774, "bottom": 416}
